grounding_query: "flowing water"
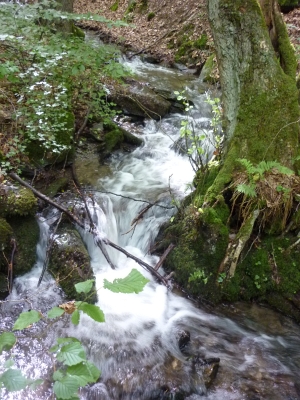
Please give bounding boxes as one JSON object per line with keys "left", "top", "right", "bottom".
{"left": 1, "top": 54, "right": 300, "bottom": 400}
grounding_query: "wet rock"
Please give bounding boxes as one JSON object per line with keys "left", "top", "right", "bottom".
{"left": 176, "top": 329, "right": 191, "bottom": 352}
{"left": 193, "top": 356, "right": 220, "bottom": 388}
{"left": 109, "top": 80, "right": 171, "bottom": 120}
{"left": 48, "top": 222, "right": 96, "bottom": 303}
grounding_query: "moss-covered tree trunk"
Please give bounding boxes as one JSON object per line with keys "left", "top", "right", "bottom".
{"left": 163, "top": 0, "right": 300, "bottom": 320}
{"left": 207, "top": 0, "right": 299, "bottom": 194}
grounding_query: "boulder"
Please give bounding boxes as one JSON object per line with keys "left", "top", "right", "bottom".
{"left": 109, "top": 80, "right": 171, "bottom": 120}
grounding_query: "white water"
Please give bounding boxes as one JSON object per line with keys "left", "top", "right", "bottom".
{"left": 1, "top": 57, "right": 300, "bottom": 400}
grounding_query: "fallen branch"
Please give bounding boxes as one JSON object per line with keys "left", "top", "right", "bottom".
{"left": 8, "top": 238, "right": 16, "bottom": 293}
{"left": 37, "top": 213, "right": 63, "bottom": 287}
{"left": 8, "top": 172, "right": 169, "bottom": 286}
{"left": 154, "top": 243, "right": 175, "bottom": 271}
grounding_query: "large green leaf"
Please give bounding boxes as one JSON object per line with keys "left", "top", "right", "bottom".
{"left": 53, "top": 375, "right": 80, "bottom": 399}
{"left": 67, "top": 361, "right": 100, "bottom": 385}
{"left": 74, "top": 279, "right": 94, "bottom": 294}
{"left": 71, "top": 310, "right": 80, "bottom": 325}
{"left": 0, "top": 368, "right": 28, "bottom": 392}
{"left": 47, "top": 307, "right": 65, "bottom": 319}
{"left": 0, "top": 332, "right": 16, "bottom": 354}
{"left": 77, "top": 303, "right": 105, "bottom": 323}
{"left": 103, "top": 268, "right": 149, "bottom": 294}
{"left": 56, "top": 342, "right": 86, "bottom": 366}
{"left": 13, "top": 310, "right": 42, "bottom": 330}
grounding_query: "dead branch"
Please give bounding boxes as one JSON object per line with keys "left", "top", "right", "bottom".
{"left": 154, "top": 243, "right": 175, "bottom": 271}
{"left": 37, "top": 213, "right": 63, "bottom": 287}
{"left": 8, "top": 172, "right": 169, "bottom": 286}
{"left": 72, "top": 166, "right": 116, "bottom": 270}
{"left": 131, "top": 203, "right": 154, "bottom": 226}
{"left": 8, "top": 238, "right": 16, "bottom": 293}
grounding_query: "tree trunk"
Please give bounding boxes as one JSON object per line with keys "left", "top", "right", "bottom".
{"left": 207, "top": 0, "right": 299, "bottom": 198}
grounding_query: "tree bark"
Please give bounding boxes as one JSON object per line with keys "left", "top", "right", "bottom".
{"left": 207, "top": 0, "right": 299, "bottom": 198}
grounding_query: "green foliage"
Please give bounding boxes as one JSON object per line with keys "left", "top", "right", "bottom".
{"left": 104, "top": 268, "right": 149, "bottom": 293}
{"left": 174, "top": 90, "right": 223, "bottom": 174}
{"left": 13, "top": 310, "right": 42, "bottom": 331}
{"left": 0, "top": 0, "right": 129, "bottom": 173}
{"left": 2, "top": 269, "right": 149, "bottom": 399}
{"left": 0, "top": 332, "right": 16, "bottom": 354}
{"left": 147, "top": 12, "right": 155, "bottom": 21}
{"left": 188, "top": 269, "right": 209, "bottom": 285}
{"left": 74, "top": 279, "right": 94, "bottom": 294}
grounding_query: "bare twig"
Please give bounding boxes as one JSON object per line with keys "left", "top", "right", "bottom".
{"left": 154, "top": 243, "right": 175, "bottom": 271}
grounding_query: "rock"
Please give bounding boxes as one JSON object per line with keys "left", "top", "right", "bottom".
{"left": 193, "top": 356, "right": 220, "bottom": 388}
{"left": 48, "top": 223, "right": 97, "bottom": 303}
{"left": 109, "top": 80, "right": 171, "bottom": 120}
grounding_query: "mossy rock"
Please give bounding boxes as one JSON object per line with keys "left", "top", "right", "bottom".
{"left": 0, "top": 217, "right": 13, "bottom": 250}
{"left": 48, "top": 225, "right": 96, "bottom": 303}
{"left": 163, "top": 202, "right": 229, "bottom": 303}
{"left": 199, "top": 54, "right": 217, "bottom": 83}
{"left": 0, "top": 188, "right": 37, "bottom": 218}
{"left": 7, "top": 216, "right": 39, "bottom": 276}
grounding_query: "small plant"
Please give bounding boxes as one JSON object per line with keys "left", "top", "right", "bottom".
{"left": 189, "top": 269, "right": 209, "bottom": 285}
{"left": 147, "top": 12, "right": 155, "bottom": 21}
{"left": 174, "top": 90, "right": 223, "bottom": 174}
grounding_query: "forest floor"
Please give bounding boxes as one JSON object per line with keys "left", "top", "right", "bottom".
{"left": 74, "top": 0, "right": 300, "bottom": 71}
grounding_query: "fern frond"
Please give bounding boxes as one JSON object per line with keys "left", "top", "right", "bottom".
{"left": 236, "top": 183, "right": 257, "bottom": 198}
{"left": 237, "top": 158, "right": 255, "bottom": 174}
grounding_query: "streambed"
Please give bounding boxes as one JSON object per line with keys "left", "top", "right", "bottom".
{"left": 1, "top": 51, "right": 300, "bottom": 400}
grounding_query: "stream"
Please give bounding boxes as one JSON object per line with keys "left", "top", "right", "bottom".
{"left": 1, "top": 48, "right": 300, "bottom": 400}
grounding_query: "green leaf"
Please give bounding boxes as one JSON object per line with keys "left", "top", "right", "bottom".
{"left": 104, "top": 268, "right": 149, "bottom": 294}
{"left": 236, "top": 183, "right": 257, "bottom": 198}
{"left": 0, "top": 368, "right": 28, "bottom": 392}
{"left": 0, "top": 332, "right": 16, "bottom": 354}
{"left": 56, "top": 342, "right": 86, "bottom": 366}
{"left": 28, "top": 378, "right": 43, "bottom": 390}
{"left": 13, "top": 310, "right": 42, "bottom": 330}
{"left": 77, "top": 303, "right": 105, "bottom": 323}
{"left": 53, "top": 375, "right": 80, "bottom": 399}
{"left": 53, "top": 370, "right": 64, "bottom": 381}
{"left": 47, "top": 307, "right": 65, "bottom": 319}
{"left": 74, "top": 279, "right": 94, "bottom": 294}
{"left": 67, "top": 361, "right": 100, "bottom": 385}
{"left": 71, "top": 310, "right": 80, "bottom": 325}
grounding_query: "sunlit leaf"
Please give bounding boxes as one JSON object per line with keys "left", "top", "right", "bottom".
{"left": 56, "top": 342, "right": 86, "bottom": 366}
{"left": 77, "top": 302, "right": 105, "bottom": 323}
{"left": 53, "top": 375, "right": 80, "bottom": 399}
{"left": 71, "top": 310, "right": 80, "bottom": 325}
{"left": 0, "top": 332, "right": 16, "bottom": 354}
{"left": 13, "top": 310, "right": 42, "bottom": 330}
{"left": 74, "top": 279, "right": 94, "bottom": 294}
{"left": 47, "top": 307, "right": 65, "bottom": 319}
{"left": 67, "top": 361, "right": 100, "bottom": 385}
{"left": 104, "top": 268, "right": 149, "bottom": 294}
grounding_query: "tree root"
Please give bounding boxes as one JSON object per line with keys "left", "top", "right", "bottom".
{"left": 219, "top": 209, "right": 260, "bottom": 279}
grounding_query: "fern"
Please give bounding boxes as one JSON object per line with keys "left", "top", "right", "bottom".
{"left": 236, "top": 183, "right": 257, "bottom": 198}
{"left": 238, "top": 159, "right": 294, "bottom": 177}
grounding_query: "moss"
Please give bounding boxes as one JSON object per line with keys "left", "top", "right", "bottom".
{"left": 0, "top": 218, "right": 13, "bottom": 250}
{"left": 104, "top": 122, "right": 124, "bottom": 153}
{"left": 147, "top": 12, "right": 155, "bottom": 21}
{"left": 49, "top": 226, "right": 96, "bottom": 303}
{"left": 199, "top": 54, "right": 217, "bottom": 83}
{"left": 0, "top": 188, "right": 37, "bottom": 217}
{"left": 8, "top": 216, "right": 39, "bottom": 276}
{"left": 164, "top": 201, "right": 229, "bottom": 303}
{"left": 71, "top": 24, "right": 85, "bottom": 39}
{"left": 110, "top": 1, "right": 119, "bottom": 11}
